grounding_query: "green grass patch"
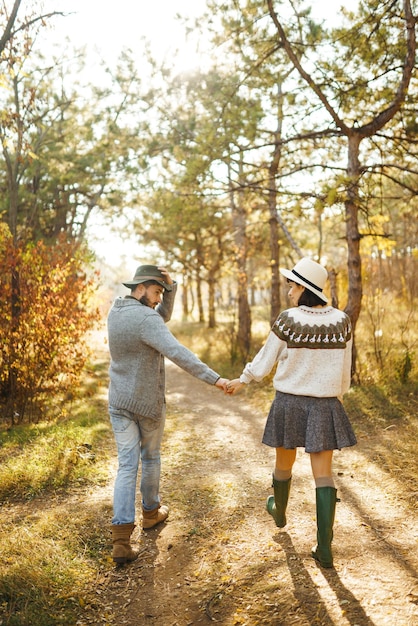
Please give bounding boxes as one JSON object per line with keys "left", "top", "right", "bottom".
{"left": 0, "top": 356, "right": 113, "bottom": 625}
{"left": 0, "top": 502, "right": 112, "bottom": 625}
{"left": 344, "top": 378, "right": 418, "bottom": 499}
{"left": 0, "top": 412, "right": 112, "bottom": 501}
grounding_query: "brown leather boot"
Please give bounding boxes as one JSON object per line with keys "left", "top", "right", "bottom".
{"left": 111, "top": 523, "right": 140, "bottom": 564}
{"left": 142, "top": 504, "right": 169, "bottom": 529}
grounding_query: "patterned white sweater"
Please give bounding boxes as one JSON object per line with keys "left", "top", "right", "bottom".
{"left": 240, "top": 305, "right": 352, "bottom": 398}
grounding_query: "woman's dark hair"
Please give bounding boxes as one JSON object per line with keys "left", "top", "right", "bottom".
{"left": 287, "top": 279, "right": 325, "bottom": 307}
{"left": 298, "top": 288, "right": 325, "bottom": 307}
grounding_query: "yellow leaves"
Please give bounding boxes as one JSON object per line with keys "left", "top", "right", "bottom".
{"left": 0, "top": 222, "right": 12, "bottom": 242}
{"left": 0, "top": 237, "right": 100, "bottom": 423}
{"left": 326, "top": 186, "right": 338, "bottom": 206}
{"left": 361, "top": 214, "right": 397, "bottom": 256}
{"left": 233, "top": 607, "right": 248, "bottom": 624}
{"left": 0, "top": 74, "right": 9, "bottom": 88}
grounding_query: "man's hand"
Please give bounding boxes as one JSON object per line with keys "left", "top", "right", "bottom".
{"left": 215, "top": 377, "right": 229, "bottom": 392}
{"left": 158, "top": 267, "right": 174, "bottom": 285}
{"left": 225, "top": 378, "right": 244, "bottom": 395}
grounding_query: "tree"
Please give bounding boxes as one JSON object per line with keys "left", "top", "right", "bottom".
{"left": 0, "top": 226, "right": 100, "bottom": 424}
{"left": 0, "top": 6, "right": 147, "bottom": 420}
{"left": 266, "top": 0, "right": 417, "bottom": 372}
{"left": 0, "top": 46, "right": 150, "bottom": 244}
{"left": 130, "top": 63, "right": 265, "bottom": 354}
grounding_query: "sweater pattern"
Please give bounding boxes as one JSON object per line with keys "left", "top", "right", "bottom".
{"left": 272, "top": 308, "right": 352, "bottom": 349}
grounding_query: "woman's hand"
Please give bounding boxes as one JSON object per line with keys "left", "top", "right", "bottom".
{"left": 225, "top": 378, "right": 244, "bottom": 395}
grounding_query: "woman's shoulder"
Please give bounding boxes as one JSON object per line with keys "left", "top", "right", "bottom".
{"left": 272, "top": 306, "right": 352, "bottom": 347}
{"left": 274, "top": 306, "right": 351, "bottom": 324}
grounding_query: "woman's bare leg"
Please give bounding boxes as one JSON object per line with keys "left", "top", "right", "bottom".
{"left": 275, "top": 447, "right": 297, "bottom": 479}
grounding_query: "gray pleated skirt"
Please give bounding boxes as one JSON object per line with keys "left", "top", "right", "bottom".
{"left": 262, "top": 391, "right": 357, "bottom": 453}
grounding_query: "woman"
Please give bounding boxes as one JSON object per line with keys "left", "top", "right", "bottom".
{"left": 226, "top": 257, "right": 357, "bottom": 568}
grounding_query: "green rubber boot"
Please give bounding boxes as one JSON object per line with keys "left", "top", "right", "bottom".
{"left": 266, "top": 475, "right": 291, "bottom": 528}
{"left": 311, "top": 486, "right": 337, "bottom": 568}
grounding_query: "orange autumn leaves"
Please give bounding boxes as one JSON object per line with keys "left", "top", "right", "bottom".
{"left": 0, "top": 228, "right": 100, "bottom": 424}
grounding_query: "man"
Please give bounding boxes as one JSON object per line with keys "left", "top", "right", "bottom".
{"left": 107, "top": 264, "right": 228, "bottom": 564}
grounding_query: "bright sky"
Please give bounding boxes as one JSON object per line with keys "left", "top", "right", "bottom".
{"left": 40, "top": 0, "right": 356, "bottom": 272}
{"left": 46, "top": 0, "right": 209, "bottom": 74}
{"left": 42, "top": 1, "right": 210, "bottom": 272}
{"left": 46, "top": 1, "right": 353, "bottom": 68}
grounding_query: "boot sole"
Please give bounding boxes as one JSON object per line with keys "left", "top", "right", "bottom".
{"left": 311, "top": 550, "right": 333, "bottom": 568}
{"left": 142, "top": 519, "right": 167, "bottom": 530}
{"left": 113, "top": 554, "right": 139, "bottom": 564}
{"left": 266, "top": 496, "right": 287, "bottom": 528}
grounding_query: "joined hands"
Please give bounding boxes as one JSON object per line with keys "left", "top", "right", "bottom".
{"left": 215, "top": 378, "right": 244, "bottom": 395}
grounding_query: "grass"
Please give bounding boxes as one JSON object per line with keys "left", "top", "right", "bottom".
{"left": 0, "top": 417, "right": 110, "bottom": 501}
{"left": 343, "top": 379, "right": 418, "bottom": 500}
{"left": 0, "top": 506, "right": 110, "bottom": 625}
{"left": 0, "top": 357, "right": 113, "bottom": 626}
{"left": 0, "top": 314, "right": 416, "bottom": 624}
{"left": 0, "top": 360, "right": 111, "bottom": 502}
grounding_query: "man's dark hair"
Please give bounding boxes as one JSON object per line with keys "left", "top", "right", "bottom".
{"left": 132, "top": 280, "right": 162, "bottom": 292}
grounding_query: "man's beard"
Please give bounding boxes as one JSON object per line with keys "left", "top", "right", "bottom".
{"left": 140, "top": 294, "right": 154, "bottom": 308}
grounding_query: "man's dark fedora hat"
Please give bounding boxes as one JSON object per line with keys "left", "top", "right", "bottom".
{"left": 122, "top": 265, "right": 173, "bottom": 291}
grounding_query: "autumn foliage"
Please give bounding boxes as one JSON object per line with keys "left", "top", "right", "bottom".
{"left": 0, "top": 226, "right": 100, "bottom": 424}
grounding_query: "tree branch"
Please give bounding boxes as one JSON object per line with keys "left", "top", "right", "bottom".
{"left": 357, "top": 0, "right": 417, "bottom": 138}
{"left": 0, "top": 0, "right": 22, "bottom": 54}
{"left": 10, "top": 12, "right": 68, "bottom": 38}
{"left": 266, "top": 0, "right": 417, "bottom": 140}
{"left": 266, "top": 0, "right": 350, "bottom": 134}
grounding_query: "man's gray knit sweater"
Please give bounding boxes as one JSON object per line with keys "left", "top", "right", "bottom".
{"left": 107, "top": 284, "right": 220, "bottom": 420}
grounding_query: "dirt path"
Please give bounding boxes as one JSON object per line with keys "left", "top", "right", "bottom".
{"left": 86, "top": 362, "right": 418, "bottom": 626}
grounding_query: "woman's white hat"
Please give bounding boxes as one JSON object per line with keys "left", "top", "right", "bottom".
{"left": 280, "top": 257, "right": 328, "bottom": 303}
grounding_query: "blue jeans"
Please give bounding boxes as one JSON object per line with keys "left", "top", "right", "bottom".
{"left": 109, "top": 405, "right": 166, "bottom": 525}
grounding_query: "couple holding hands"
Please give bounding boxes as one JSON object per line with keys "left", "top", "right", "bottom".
{"left": 107, "top": 260, "right": 356, "bottom": 569}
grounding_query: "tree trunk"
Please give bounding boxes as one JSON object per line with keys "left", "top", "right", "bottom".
{"left": 268, "top": 214, "right": 281, "bottom": 325}
{"left": 344, "top": 133, "right": 363, "bottom": 330}
{"left": 196, "top": 272, "right": 205, "bottom": 324}
{"left": 328, "top": 267, "right": 339, "bottom": 309}
{"left": 207, "top": 269, "right": 216, "bottom": 329}
{"left": 181, "top": 271, "right": 189, "bottom": 320}
{"left": 229, "top": 155, "right": 251, "bottom": 361}
{"left": 344, "top": 133, "right": 363, "bottom": 378}
{"left": 267, "top": 82, "right": 284, "bottom": 325}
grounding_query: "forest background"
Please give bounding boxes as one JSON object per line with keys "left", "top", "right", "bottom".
{"left": 0, "top": 1, "right": 417, "bottom": 624}
{"left": 0, "top": 0, "right": 417, "bottom": 424}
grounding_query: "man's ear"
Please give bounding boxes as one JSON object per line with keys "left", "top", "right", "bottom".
{"left": 132, "top": 284, "right": 146, "bottom": 298}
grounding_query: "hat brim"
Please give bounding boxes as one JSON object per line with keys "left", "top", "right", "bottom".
{"left": 280, "top": 268, "right": 328, "bottom": 303}
{"left": 122, "top": 278, "right": 173, "bottom": 291}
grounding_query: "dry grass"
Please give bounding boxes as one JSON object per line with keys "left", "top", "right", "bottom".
{"left": 0, "top": 359, "right": 113, "bottom": 626}
{"left": 0, "top": 311, "right": 416, "bottom": 625}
